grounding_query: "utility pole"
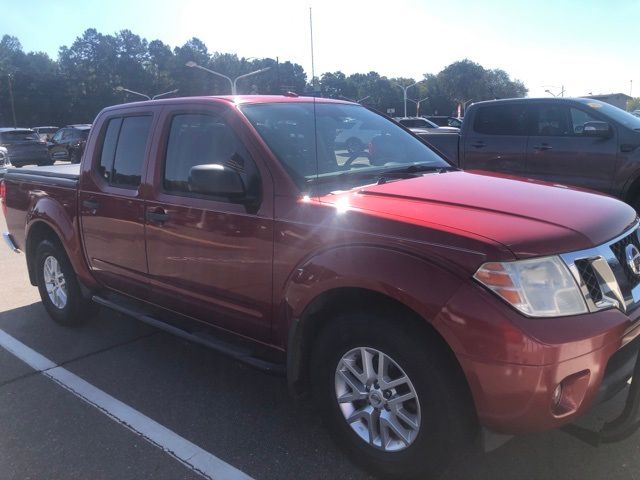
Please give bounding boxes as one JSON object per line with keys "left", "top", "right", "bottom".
{"left": 7, "top": 74, "right": 17, "bottom": 128}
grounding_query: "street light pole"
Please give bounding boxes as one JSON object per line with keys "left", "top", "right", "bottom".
{"left": 408, "top": 96, "right": 429, "bottom": 117}
{"left": 115, "top": 86, "right": 151, "bottom": 100}
{"left": 185, "top": 61, "right": 270, "bottom": 95}
{"left": 392, "top": 81, "right": 419, "bottom": 117}
{"left": 7, "top": 74, "right": 17, "bottom": 128}
{"left": 152, "top": 89, "right": 179, "bottom": 100}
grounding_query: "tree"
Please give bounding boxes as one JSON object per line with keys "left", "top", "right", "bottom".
{"left": 627, "top": 97, "right": 640, "bottom": 112}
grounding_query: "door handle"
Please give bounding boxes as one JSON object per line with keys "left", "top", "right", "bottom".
{"left": 533, "top": 144, "right": 553, "bottom": 151}
{"left": 146, "top": 207, "right": 169, "bottom": 223}
{"left": 471, "top": 141, "right": 485, "bottom": 148}
{"left": 82, "top": 199, "right": 99, "bottom": 210}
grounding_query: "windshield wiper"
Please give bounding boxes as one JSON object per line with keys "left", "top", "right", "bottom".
{"left": 306, "top": 163, "right": 456, "bottom": 190}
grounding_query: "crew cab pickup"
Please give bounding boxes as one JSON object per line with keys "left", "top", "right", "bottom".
{"left": 421, "top": 98, "right": 640, "bottom": 209}
{"left": 3, "top": 95, "right": 640, "bottom": 479}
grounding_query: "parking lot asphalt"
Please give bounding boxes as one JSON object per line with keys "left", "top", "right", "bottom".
{"left": 2, "top": 211, "right": 640, "bottom": 479}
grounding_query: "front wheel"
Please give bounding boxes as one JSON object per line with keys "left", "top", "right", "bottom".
{"left": 311, "top": 313, "right": 477, "bottom": 479}
{"left": 35, "top": 239, "right": 93, "bottom": 326}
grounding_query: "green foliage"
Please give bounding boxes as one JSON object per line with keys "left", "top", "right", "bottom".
{"left": 627, "top": 97, "right": 640, "bottom": 112}
{"left": 0, "top": 31, "right": 527, "bottom": 126}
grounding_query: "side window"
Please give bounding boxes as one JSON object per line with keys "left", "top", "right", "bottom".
{"left": 534, "top": 105, "right": 572, "bottom": 136}
{"left": 473, "top": 105, "right": 527, "bottom": 135}
{"left": 97, "top": 118, "right": 122, "bottom": 182}
{"left": 112, "top": 116, "right": 152, "bottom": 188}
{"left": 163, "top": 113, "right": 261, "bottom": 203}
{"left": 570, "top": 108, "right": 599, "bottom": 135}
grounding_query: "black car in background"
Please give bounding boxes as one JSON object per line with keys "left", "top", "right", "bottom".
{"left": 425, "top": 116, "right": 463, "bottom": 128}
{"left": 48, "top": 124, "right": 91, "bottom": 163}
{"left": 0, "top": 128, "right": 50, "bottom": 167}
{"left": 32, "top": 126, "right": 59, "bottom": 142}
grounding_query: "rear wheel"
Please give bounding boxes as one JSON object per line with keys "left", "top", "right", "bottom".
{"left": 35, "top": 239, "right": 93, "bottom": 326}
{"left": 311, "top": 313, "right": 477, "bottom": 479}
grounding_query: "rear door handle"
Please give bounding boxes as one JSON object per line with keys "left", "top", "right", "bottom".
{"left": 471, "top": 141, "right": 485, "bottom": 148}
{"left": 146, "top": 207, "right": 169, "bottom": 223}
{"left": 533, "top": 144, "right": 553, "bottom": 151}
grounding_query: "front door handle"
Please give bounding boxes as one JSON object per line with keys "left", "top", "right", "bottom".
{"left": 146, "top": 207, "right": 169, "bottom": 223}
{"left": 82, "top": 199, "right": 99, "bottom": 210}
{"left": 533, "top": 144, "right": 553, "bottom": 151}
{"left": 471, "top": 141, "right": 486, "bottom": 148}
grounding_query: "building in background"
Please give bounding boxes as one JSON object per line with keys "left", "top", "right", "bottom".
{"left": 583, "top": 93, "right": 632, "bottom": 110}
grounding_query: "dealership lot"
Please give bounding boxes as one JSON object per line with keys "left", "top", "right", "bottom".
{"left": 2, "top": 211, "right": 640, "bottom": 480}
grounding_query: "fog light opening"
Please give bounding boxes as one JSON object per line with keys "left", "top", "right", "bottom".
{"left": 551, "top": 370, "right": 590, "bottom": 417}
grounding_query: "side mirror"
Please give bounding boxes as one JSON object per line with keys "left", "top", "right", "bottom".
{"left": 583, "top": 121, "right": 612, "bottom": 138}
{"left": 188, "top": 164, "right": 245, "bottom": 198}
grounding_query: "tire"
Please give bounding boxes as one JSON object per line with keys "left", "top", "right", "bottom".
{"left": 35, "top": 239, "right": 93, "bottom": 326}
{"left": 69, "top": 150, "right": 80, "bottom": 164}
{"left": 311, "top": 313, "right": 477, "bottom": 479}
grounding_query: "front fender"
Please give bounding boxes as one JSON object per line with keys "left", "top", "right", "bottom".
{"left": 279, "top": 245, "right": 466, "bottom": 346}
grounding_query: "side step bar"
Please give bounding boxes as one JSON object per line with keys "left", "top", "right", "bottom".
{"left": 92, "top": 295, "right": 285, "bottom": 376}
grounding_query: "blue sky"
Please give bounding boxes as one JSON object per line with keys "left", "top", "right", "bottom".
{"left": 1, "top": 0, "right": 638, "bottom": 98}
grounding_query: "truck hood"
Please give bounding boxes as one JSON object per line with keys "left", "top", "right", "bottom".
{"left": 319, "top": 171, "right": 637, "bottom": 258}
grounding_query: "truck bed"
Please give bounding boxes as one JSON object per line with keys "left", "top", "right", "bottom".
{"left": 3, "top": 163, "right": 80, "bottom": 186}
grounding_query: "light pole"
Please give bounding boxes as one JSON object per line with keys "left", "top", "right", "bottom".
{"left": 544, "top": 85, "right": 565, "bottom": 97}
{"left": 115, "top": 86, "right": 150, "bottom": 100}
{"left": 408, "top": 96, "right": 429, "bottom": 117}
{"left": 115, "top": 86, "right": 179, "bottom": 101}
{"left": 7, "top": 73, "right": 17, "bottom": 128}
{"left": 392, "top": 80, "right": 420, "bottom": 118}
{"left": 185, "top": 61, "right": 270, "bottom": 95}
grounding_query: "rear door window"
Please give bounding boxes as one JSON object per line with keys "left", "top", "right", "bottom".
{"left": 473, "top": 104, "right": 528, "bottom": 135}
{"left": 95, "top": 116, "right": 151, "bottom": 188}
{"left": 112, "top": 116, "right": 152, "bottom": 188}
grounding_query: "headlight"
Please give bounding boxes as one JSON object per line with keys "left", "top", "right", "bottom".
{"left": 474, "top": 256, "right": 587, "bottom": 317}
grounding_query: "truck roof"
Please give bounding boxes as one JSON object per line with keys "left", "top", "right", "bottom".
{"left": 98, "top": 94, "right": 355, "bottom": 114}
{"left": 471, "top": 97, "right": 604, "bottom": 106}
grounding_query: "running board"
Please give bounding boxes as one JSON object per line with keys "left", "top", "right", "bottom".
{"left": 92, "top": 294, "right": 285, "bottom": 376}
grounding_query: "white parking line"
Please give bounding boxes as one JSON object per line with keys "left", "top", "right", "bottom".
{"left": 0, "top": 329, "right": 254, "bottom": 480}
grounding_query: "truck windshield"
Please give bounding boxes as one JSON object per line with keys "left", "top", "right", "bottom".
{"left": 582, "top": 100, "right": 640, "bottom": 130}
{"left": 241, "top": 102, "right": 449, "bottom": 194}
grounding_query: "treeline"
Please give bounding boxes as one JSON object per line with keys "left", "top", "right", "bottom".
{"left": 0, "top": 29, "right": 527, "bottom": 127}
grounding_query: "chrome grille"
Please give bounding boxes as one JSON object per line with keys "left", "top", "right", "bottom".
{"left": 575, "top": 259, "right": 603, "bottom": 303}
{"left": 561, "top": 221, "right": 640, "bottom": 314}
{"left": 610, "top": 231, "right": 640, "bottom": 285}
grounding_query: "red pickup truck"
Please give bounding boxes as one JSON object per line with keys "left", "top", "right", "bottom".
{"left": 3, "top": 95, "right": 640, "bottom": 479}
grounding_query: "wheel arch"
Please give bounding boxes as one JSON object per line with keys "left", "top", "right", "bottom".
{"left": 282, "top": 244, "right": 471, "bottom": 405}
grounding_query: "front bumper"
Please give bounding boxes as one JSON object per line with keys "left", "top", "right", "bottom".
{"left": 436, "top": 281, "right": 640, "bottom": 435}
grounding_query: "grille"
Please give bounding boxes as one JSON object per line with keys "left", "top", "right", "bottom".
{"left": 610, "top": 231, "right": 640, "bottom": 285}
{"left": 575, "top": 259, "right": 603, "bottom": 303}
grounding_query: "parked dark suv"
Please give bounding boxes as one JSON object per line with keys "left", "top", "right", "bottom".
{"left": 48, "top": 124, "right": 91, "bottom": 163}
{"left": 0, "top": 128, "right": 50, "bottom": 167}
